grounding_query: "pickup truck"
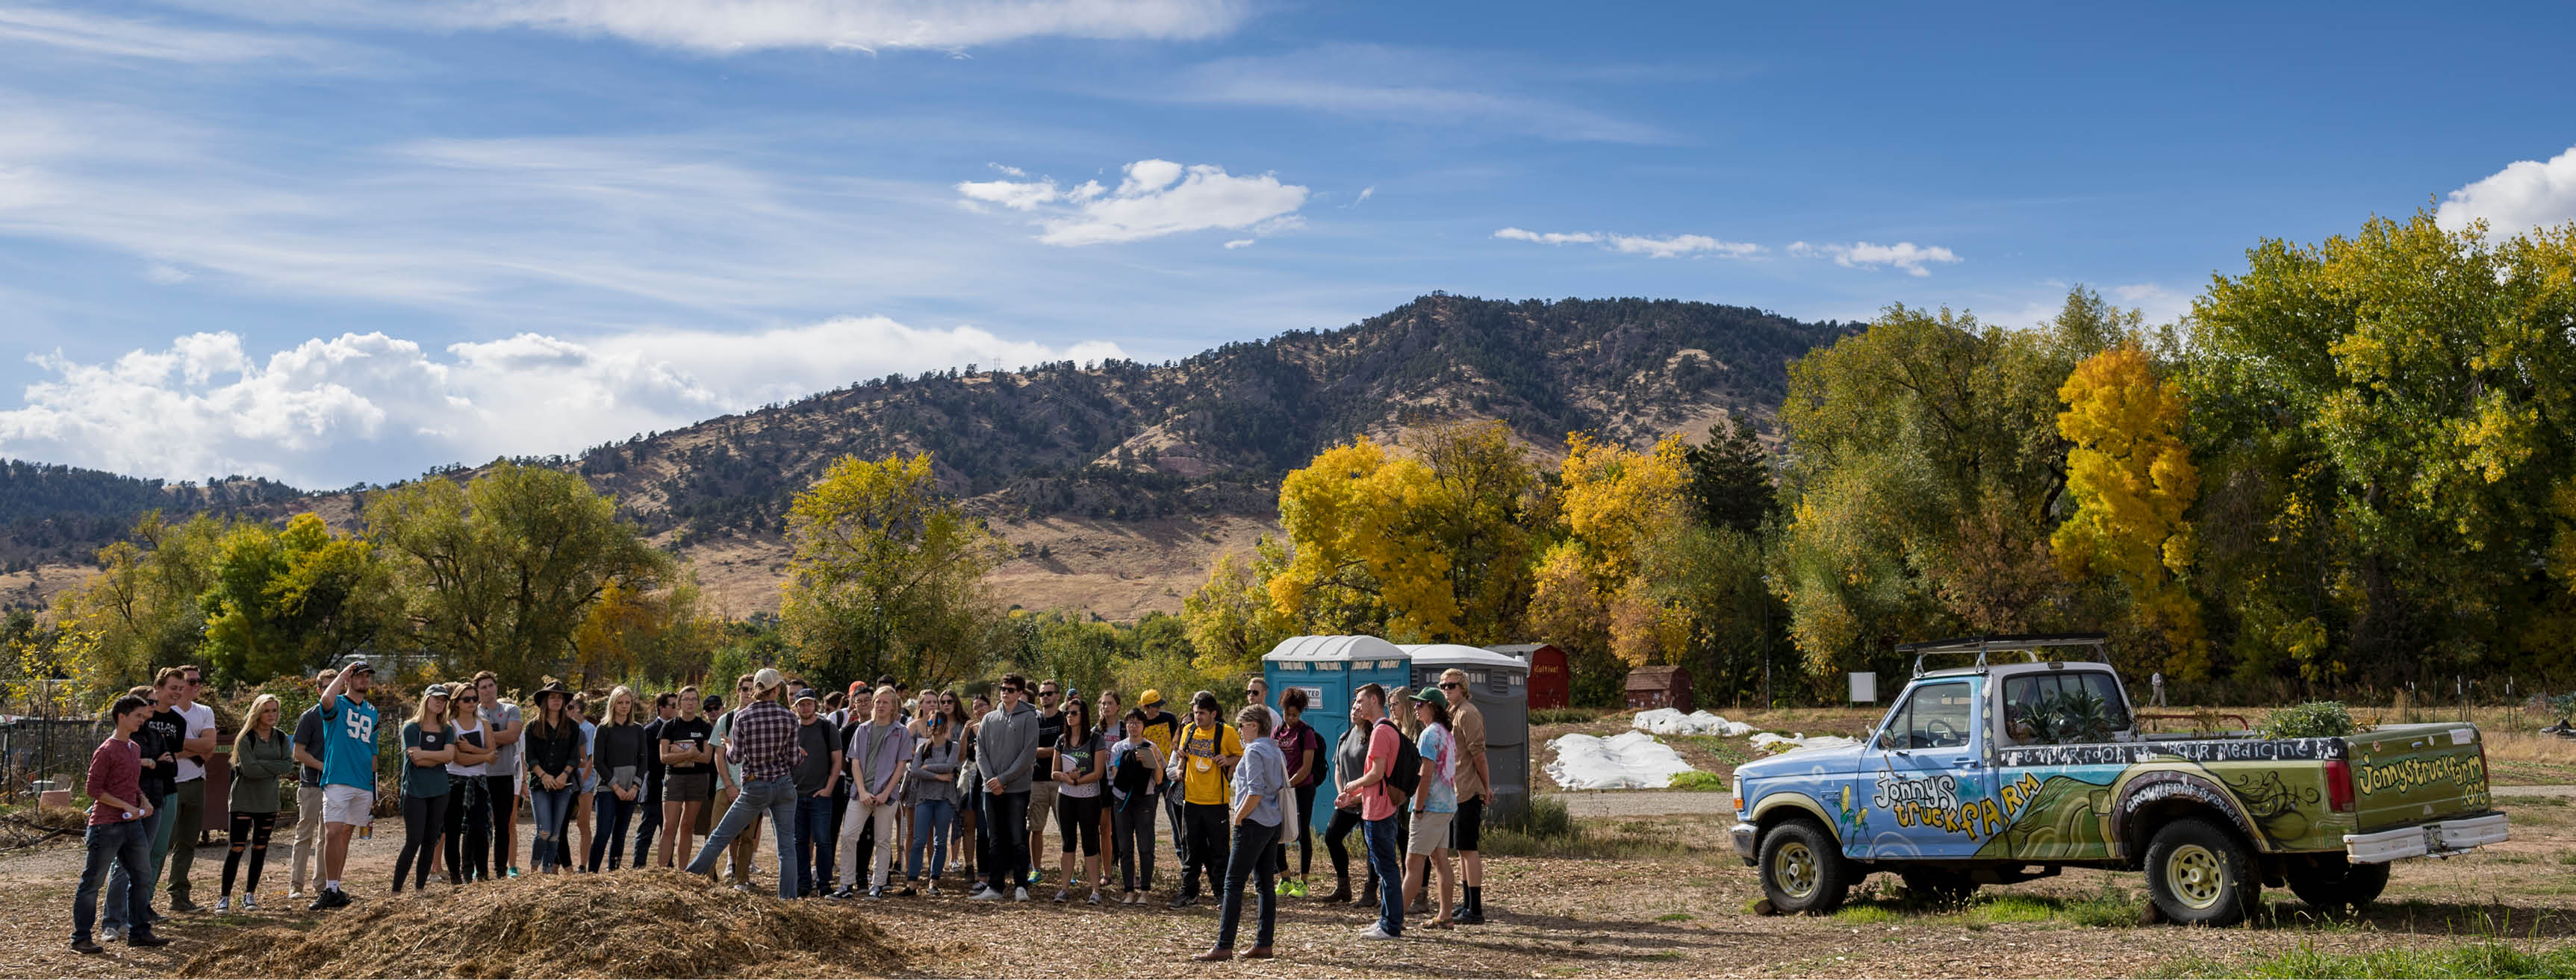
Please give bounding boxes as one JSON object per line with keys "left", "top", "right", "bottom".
{"left": 1728, "top": 634, "right": 2506, "bottom": 926}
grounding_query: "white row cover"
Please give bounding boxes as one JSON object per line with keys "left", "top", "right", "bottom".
{"left": 1629, "top": 708, "right": 1755, "bottom": 737}
{"left": 1543, "top": 731, "right": 1699, "bottom": 790}
{"left": 1750, "top": 731, "right": 1861, "bottom": 755}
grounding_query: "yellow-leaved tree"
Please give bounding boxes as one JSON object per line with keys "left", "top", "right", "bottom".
{"left": 2053, "top": 345, "right": 2208, "bottom": 678}
{"left": 1269, "top": 438, "right": 1461, "bottom": 641}
{"left": 1528, "top": 432, "right": 1696, "bottom": 703}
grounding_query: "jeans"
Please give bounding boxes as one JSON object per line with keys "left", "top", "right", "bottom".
{"left": 1363, "top": 814, "right": 1404, "bottom": 935}
{"left": 167, "top": 778, "right": 205, "bottom": 900}
{"left": 685, "top": 776, "right": 801, "bottom": 899}
{"left": 589, "top": 790, "right": 638, "bottom": 871}
{"left": 220, "top": 811, "right": 276, "bottom": 898}
{"left": 794, "top": 795, "right": 836, "bottom": 894}
{"left": 74, "top": 820, "right": 155, "bottom": 943}
{"left": 444, "top": 777, "right": 490, "bottom": 883}
{"left": 1113, "top": 795, "right": 1157, "bottom": 892}
{"left": 632, "top": 787, "right": 663, "bottom": 869}
{"left": 908, "top": 799, "right": 953, "bottom": 881}
{"left": 103, "top": 793, "right": 170, "bottom": 932}
{"left": 290, "top": 784, "right": 325, "bottom": 892}
{"left": 982, "top": 790, "right": 1030, "bottom": 895}
{"left": 393, "top": 792, "right": 449, "bottom": 891}
{"left": 1180, "top": 802, "right": 1229, "bottom": 897}
{"left": 839, "top": 794, "right": 898, "bottom": 890}
{"left": 527, "top": 786, "right": 576, "bottom": 873}
{"left": 1214, "top": 820, "right": 1281, "bottom": 951}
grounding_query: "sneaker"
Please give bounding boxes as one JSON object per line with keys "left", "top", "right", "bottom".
{"left": 100, "top": 926, "right": 125, "bottom": 943}
{"left": 507, "top": 867, "right": 521, "bottom": 878}
{"left": 242, "top": 894, "right": 259, "bottom": 911}
{"left": 1012, "top": 887, "right": 1029, "bottom": 902}
{"left": 1026, "top": 870, "right": 1042, "bottom": 885}
{"left": 1360, "top": 926, "right": 1398, "bottom": 941}
{"left": 867, "top": 887, "right": 885, "bottom": 899}
{"left": 214, "top": 896, "right": 231, "bottom": 913}
{"left": 71, "top": 940, "right": 105, "bottom": 955}
{"left": 926, "top": 883, "right": 942, "bottom": 897}
{"left": 1168, "top": 892, "right": 1198, "bottom": 909}
{"left": 128, "top": 932, "right": 172, "bottom": 948}
{"left": 732, "top": 883, "right": 752, "bottom": 893}
{"left": 1086, "top": 891, "right": 1102, "bottom": 905}
{"left": 897, "top": 884, "right": 916, "bottom": 897}
{"left": 967, "top": 886, "right": 1001, "bottom": 902}
{"left": 1053, "top": 888, "right": 1069, "bottom": 903}
{"left": 287, "top": 888, "right": 304, "bottom": 900}
{"left": 168, "top": 897, "right": 204, "bottom": 914}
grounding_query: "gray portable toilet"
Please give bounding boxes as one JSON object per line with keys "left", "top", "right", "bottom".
{"left": 1399, "top": 643, "right": 1531, "bottom": 821}
{"left": 1263, "top": 635, "right": 1411, "bottom": 834}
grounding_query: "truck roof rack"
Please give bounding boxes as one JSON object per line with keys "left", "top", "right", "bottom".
{"left": 1899, "top": 633, "right": 2109, "bottom": 677}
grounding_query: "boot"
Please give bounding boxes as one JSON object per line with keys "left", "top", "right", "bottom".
{"left": 1355, "top": 874, "right": 1378, "bottom": 908}
{"left": 1455, "top": 885, "right": 1485, "bottom": 925}
{"left": 1320, "top": 866, "right": 1352, "bottom": 903}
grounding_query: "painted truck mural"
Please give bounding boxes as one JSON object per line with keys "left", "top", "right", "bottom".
{"left": 1729, "top": 634, "right": 2508, "bottom": 926}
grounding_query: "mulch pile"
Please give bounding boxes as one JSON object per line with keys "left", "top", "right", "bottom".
{"left": 176, "top": 870, "right": 908, "bottom": 979}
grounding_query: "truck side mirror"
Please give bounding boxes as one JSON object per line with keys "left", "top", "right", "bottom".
{"left": 1874, "top": 728, "right": 1903, "bottom": 752}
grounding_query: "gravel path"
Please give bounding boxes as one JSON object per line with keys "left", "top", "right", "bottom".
{"left": 1555, "top": 790, "right": 1733, "bottom": 819}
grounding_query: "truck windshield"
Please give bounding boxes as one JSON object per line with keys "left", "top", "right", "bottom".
{"left": 1885, "top": 680, "right": 1974, "bottom": 750}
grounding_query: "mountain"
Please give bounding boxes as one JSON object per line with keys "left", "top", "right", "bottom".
{"left": 1, "top": 294, "right": 1854, "bottom": 617}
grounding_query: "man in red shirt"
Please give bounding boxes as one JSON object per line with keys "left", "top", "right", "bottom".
{"left": 1331, "top": 684, "right": 1404, "bottom": 941}
{"left": 72, "top": 695, "right": 172, "bottom": 953}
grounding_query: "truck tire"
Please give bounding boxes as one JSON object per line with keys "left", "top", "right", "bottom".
{"left": 1758, "top": 819, "right": 1849, "bottom": 914}
{"left": 1900, "top": 870, "right": 1980, "bottom": 907}
{"left": 2284, "top": 858, "right": 2389, "bottom": 914}
{"left": 2144, "top": 817, "right": 2260, "bottom": 926}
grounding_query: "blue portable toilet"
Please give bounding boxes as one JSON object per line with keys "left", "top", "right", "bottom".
{"left": 1263, "top": 635, "right": 1410, "bottom": 833}
{"left": 1401, "top": 644, "right": 1532, "bottom": 821}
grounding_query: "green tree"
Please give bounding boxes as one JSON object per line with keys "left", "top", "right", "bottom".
{"left": 52, "top": 511, "right": 230, "bottom": 695}
{"left": 779, "top": 452, "right": 1007, "bottom": 691}
{"left": 1182, "top": 546, "right": 1290, "bottom": 678}
{"left": 199, "top": 513, "right": 398, "bottom": 684}
{"left": 1682, "top": 416, "right": 1776, "bottom": 534}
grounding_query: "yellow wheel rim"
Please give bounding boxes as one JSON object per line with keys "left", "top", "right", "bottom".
{"left": 1773, "top": 840, "right": 1818, "bottom": 899}
{"left": 2167, "top": 843, "right": 2225, "bottom": 910}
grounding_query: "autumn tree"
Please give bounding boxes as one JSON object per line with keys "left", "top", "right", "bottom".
{"left": 1269, "top": 439, "right": 1455, "bottom": 640}
{"left": 779, "top": 452, "right": 1007, "bottom": 690}
{"left": 51, "top": 512, "right": 231, "bottom": 695}
{"left": 1528, "top": 432, "right": 1698, "bottom": 702}
{"left": 1182, "top": 545, "right": 1292, "bottom": 679}
{"left": 2053, "top": 346, "right": 2206, "bottom": 678}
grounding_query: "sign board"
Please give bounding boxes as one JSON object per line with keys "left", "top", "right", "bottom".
{"left": 1294, "top": 687, "right": 1325, "bottom": 712}
{"left": 1849, "top": 671, "right": 1877, "bottom": 705}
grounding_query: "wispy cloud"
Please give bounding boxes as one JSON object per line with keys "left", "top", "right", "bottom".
{"left": 1494, "top": 226, "right": 1759, "bottom": 259}
{"left": 1162, "top": 44, "right": 1672, "bottom": 144}
{"left": 2436, "top": 145, "right": 2576, "bottom": 237}
{"left": 175, "top": 0, "right": 1251, "bottom": 54}
{"left": 1789, "top": 240, "right": 1962, "bottom": 277}
{"left": 958, "top": 159, "right": 1309, "bottom": 246}
{"left": 0, "top": 4, "right": 363, "bottom": 64}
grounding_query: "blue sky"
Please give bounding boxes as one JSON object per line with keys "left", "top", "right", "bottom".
{"left": 2, "top": 0, "right": 2572, "bottom": 489}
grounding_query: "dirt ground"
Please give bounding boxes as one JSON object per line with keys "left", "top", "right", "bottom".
{"left": 5, "top": 707, "right": 2574, "bottom": 979}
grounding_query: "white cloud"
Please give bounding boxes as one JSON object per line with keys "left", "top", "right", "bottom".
{"left": 1495, "top": 226, "right": 1758, "bottom": 259}
{"left": 1163, "top": 44, "right": 1669, "bottom": 143}
{"left": 179, "top": 0, "right": 1250, "bottom": 54}
{"left": 1796, "top": 240, "right": 1962, "bottom": 277}
{"left": 2437, "top": 146, "right": 2576, "bottom": 237}
{"left": 1222, "top": 238, "right": 1253, "bottom": 249}
{"left": 0, "top": 4, "right": 361, "bottom": 65}
{"left": 958, "top": 159, "right": 1310, "bottom": 246}
{"left": 0, "top": 319, "right": 1130, "bottom": 488}
{"left": 1346, "top": 185, "right": 1375, "bottom": 207}
{"left": 2109, "top": 283, "right": 2192, "bottom": 327}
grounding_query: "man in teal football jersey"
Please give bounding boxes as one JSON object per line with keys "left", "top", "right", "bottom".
{"left": 311, "top": 661, "right": 379, "bottom": 911}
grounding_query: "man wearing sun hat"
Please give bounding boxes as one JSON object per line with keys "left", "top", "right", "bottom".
{"left": 685, "top": 667, "right": 806, "bottom": 899}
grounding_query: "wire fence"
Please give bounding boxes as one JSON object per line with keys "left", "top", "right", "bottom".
{"left": 0, "top": 681, "right": 107, "bottom": 804}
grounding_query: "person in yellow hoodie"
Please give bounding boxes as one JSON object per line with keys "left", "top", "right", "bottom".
{"left": 1166, "top": 690, "right": 1239, "bottom": 908}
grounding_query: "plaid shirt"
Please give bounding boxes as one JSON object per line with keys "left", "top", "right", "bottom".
{"left": 723, "top": 698, "right": 804, "bottom": 782}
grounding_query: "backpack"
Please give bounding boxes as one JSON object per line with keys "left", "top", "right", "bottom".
{"left": 1377, "top": 719, "right": 1422, "bottom": 799}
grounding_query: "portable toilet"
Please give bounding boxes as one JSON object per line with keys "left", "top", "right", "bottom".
{"left": 1400, "top": 644, "right": 1531, "bottom": 821}
{"left": 1263, "top": 635, "right": 1410, "bottom": 832}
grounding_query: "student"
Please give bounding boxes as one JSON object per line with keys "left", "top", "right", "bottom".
{"left": 1323, "top": 690, "right": 1373, "bottom": 905}
{"left": 393, "top": 684, "right": 460, "bottom": 893}
{"left": 473, "top": 672, "right": 526, "bottom": 879}
{"left": 444, "top": 681, "right": 497, "bottom": 884}
{"left": 632, "top": 692, "right": 676, "bottom": 870}
{"left": 959, "top": 692, "right": 988, "bottom": 884}
{"left": 1274, "top": 688, "right": 1324, "bottom": 896}
{"left": 1402, "top": 690, "right": 1458, "bottom": 930}
{"left": 523, "top": 681, "right": 583, "bottom": 875}
{"left": 906, "top": 691, "right": 962, "bottom": 895}
{"left": 1387, "top": 686, "right": 1418, "bottom": 911}
{"left": 165, "top": 665, "right": 217, "bottom": 913}
{"left": 1025, "top": 679, "right": 1065, "bottom": 886}
{"left": 789, "top": 689, "right": 842, "bottom": 896}
{"left": 1332, "top": 684, "right": 1404, "bottom": 940}
{"left": 1167, "top": 690, "right": 1240, "bottom": 908}
{"left": 656, "top": 686, "right": 715, "bottom": 867}
{"left": 712, "top": 673, "right": 767, "bottom": 890}
{"left": 102, "top": 670, "right": 183, "bottom": 940}
{"left": 1195, "top": 705, "right": 1287, "bottom": 962}
{"left": 71, "top": 695, "right": 171, "bottom": 953}
{"left": 218, "top": 693, "right": 293, "bottom": 911}
{"left": 1091, "top": 690, "right": 1123, "bottom": 890}
{"left": 309, "top": 661, "right": 380, "bottom": 911}
{"left": 1107, "top": 707, "right": 1163, "bottom": 904}
{"left": 1134, "top": 690, "right": 1183, "bottom": 875}
{"left": 1439, "top": 667, "right": 1493, "bottom": 924}
{"left": 287, "top": 668, "right": 336, "bottom": 899}
{"left": 566, "top": 696, "right": 599, "bottom": 871}
{"left": 836, "top": 685, "right": 910, "bottom": 899}
{"left": 970, "top": 675, "right": 1037, "bottom": 902}
{"left": 1050, "top": 697, "right": 1104, "bottom": 904}
{"left": 683, "top": 668, "right": 806, "bottom": 900}
{"left": 589, "top": 687, "right": 648, "bottom": 873}
{"left": 1242, "top": 676, "right": 1282, "bottom": 731}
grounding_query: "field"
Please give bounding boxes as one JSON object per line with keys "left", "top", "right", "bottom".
{"left": 3, "top": 705, "right": 2572, "bottom": 979}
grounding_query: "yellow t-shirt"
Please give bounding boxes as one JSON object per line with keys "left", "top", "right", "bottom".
{"left": 1177, "top": 721, "right": 1242, "bottom": 805}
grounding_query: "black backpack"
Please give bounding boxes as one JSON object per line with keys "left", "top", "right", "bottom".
{"left": 1378, "top": 719, "right": 1422, "bottom": 799}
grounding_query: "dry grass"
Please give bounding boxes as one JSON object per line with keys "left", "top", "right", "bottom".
{"left": 176, "top": 871, "right": 907, "bottom": 979}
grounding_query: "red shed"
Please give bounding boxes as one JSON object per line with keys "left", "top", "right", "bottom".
{"left": 1624, "top": 665, "right": 1693, "bottom": 714}
{"left": 1488, "top": 643, "right": 1570, "bottom": 710}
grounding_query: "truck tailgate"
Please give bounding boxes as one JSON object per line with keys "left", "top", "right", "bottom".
{"left": 2345, "top": 723, "right": 2494, "bottom": 833}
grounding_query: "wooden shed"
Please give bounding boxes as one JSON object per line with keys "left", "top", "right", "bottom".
{"left": 1624, "top": 665, "right": 1693, "bottom": 714}
{"left": 1487, "top": 643, "right": 1570, "bottom": 710}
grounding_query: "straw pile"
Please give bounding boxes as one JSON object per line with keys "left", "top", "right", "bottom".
{"left": 178, "top": 870, "right": 905, "bottom": 979}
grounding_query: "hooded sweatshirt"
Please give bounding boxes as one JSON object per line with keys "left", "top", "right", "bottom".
{"left": 977, "top": 699, "right": 1040, "bottom": 795}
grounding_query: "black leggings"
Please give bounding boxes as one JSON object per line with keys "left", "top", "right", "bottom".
{"left": 1292, "top": 784, "right": 1319, "bottom": 876}
{"left": 1325, "top": 808, "right": 1362, "bottom": 881}
{"left": 1056, "top": 793, "right": 1101, "bottom": 857}
{"left": 445, "top": 777, "right": 491, "bottom": 884}
{"left": 220, "top": 811, "right": 276, "bottom": 898}
{"left": 393, "top": 792, "right": 449, "bottom": 893}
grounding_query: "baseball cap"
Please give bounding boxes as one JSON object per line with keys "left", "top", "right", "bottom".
{"left": 1409, "top": 687, "right": 1441, "bottom": 704}
{"left": 423, "top": 683, "right": 452, "bottom": 699}
{"left": 345, "top": 660, "right": 376, "bottom": 676}
{"left": 794, "top": 688, "right": 818, "bottom": 705}
{"left": 753, "top": 667, "right": 787, "bottom": 693}
{"left": 1139, "top": 689, "right": 1162, "bottom": 707}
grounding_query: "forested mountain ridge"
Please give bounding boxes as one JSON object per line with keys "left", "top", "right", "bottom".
{"left": 1, "top": 294, "right": 1852, "bottom": 615}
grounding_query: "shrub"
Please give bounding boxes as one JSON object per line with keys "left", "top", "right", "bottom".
{"left": 2257, "top": 701, "right": 2357, "bottom": 740}
{"left": 1531, "top": 707, "right": 1606, "bottom": 726}
{"left": 1667, "top": 771, "right": 1729, "bottom": 791}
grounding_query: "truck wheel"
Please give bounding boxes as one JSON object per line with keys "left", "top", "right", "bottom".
{"left": 2285, "top": 858, "right": 2389, "bottom": 915}
{"left": 1900, "top": 870, "right": 1980, "bottom": 907}
{"left": 1758, "top": 819, "right": 1849, "bottom": 914}
{"left": 2144, "top": 817, "right": 2259, "bottom": 926}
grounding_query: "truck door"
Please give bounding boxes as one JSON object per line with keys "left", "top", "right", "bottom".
{"left": 1851, "top": 677, "right": 1998, "bottom": 859}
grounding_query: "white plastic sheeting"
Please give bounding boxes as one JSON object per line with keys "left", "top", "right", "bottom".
{"left": 1750, "top": 731, "right": 1861, "bottom": 755}
{"left": 1630, "top": 708, "right": 1755, "bottom": 737}
{"left": 1545, "top": 731, "right": 1699, "bottom": 790}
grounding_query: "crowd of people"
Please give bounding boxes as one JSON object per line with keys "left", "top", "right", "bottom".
{"left": 68, "top": 661, "right": 1499, "bottom": 961}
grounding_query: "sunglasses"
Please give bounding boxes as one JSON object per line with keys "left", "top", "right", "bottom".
{"left": 1039, "top": 690, "right": 1060, "bottom": 696}
{"left": 1439, "top": 682, "right": 1461, "bottom": 690}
